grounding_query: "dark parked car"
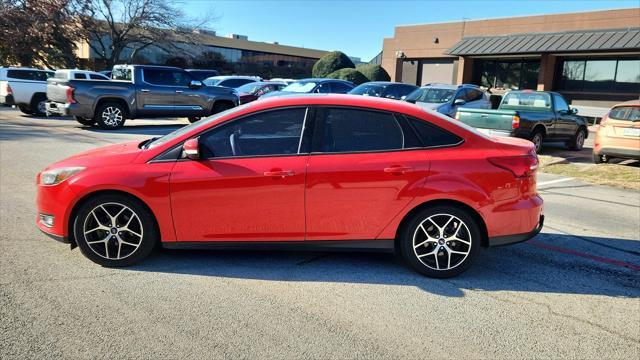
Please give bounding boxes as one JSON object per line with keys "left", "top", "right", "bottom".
{"left": 259, "top": 78, "right": 354, "bottom": 99}
{"left": 185, "top": 69, "right": 220, "bottom": 81}
{"left": 236, "top": 81, "right": 286, "bottom": 104}
{"left": 405, "top": 83, "right": 491, "bottom": 118}
{"left": 455, "top": 90, "right": 588, "bottom": 153}
{"left": 348, "top": 81, "right": 418, "bottom": 100}
{"left": 46, "top": 65, "right": 239, "bottom": 129}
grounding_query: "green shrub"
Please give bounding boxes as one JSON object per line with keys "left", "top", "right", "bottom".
{"left": 312, "top": 51, "right": 355, "bottom": 78}
{"left": 327, "top": 68, "right": 369, "bottom": 85}
{"left": 356, "top": 64, "right": 391, "bottom": 81}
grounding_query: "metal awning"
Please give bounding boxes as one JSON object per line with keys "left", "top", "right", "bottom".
{"left": 447, "top": 28, "right": 640, "bottom": 56}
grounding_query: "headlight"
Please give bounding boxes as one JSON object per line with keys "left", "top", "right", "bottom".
{"left": 40, "top": 167, "right": 85, "bottom": 185}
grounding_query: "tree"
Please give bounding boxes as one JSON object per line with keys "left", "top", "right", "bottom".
{"left": 312, "top": 51, "right": 354, "bottom": 78}
{"left": 75, "top": 0, "right": 216, "bottom": 69}
{"left": 356, "top": 64, "right": 390, "bottom": 82}
{"left": 327, "top": 68, "right": 368, "bottom": 85}
{"left": 0, "top": 0, "right": 80, "bottom": 68}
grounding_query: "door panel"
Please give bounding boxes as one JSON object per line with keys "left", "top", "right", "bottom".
{"left": 170, "top": 156, "right": 306, "bottom": 241}
{"left": 305, "top": 151, "right": 428, "bottom": 240}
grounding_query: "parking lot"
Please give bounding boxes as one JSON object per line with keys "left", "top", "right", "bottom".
{"left": 1, "top": 107, "right": 639, "bottom": 359}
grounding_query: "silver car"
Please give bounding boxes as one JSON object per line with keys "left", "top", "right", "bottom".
{"left": 405, "top": 83, "right": 491, "bottom": 117}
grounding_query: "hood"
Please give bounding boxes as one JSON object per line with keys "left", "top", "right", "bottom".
{"left": 44, "top": 141, "right": 143, "bottom": 170}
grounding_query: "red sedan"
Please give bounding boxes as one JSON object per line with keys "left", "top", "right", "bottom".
{"left": 36, "top": 94, "right": 543, "bottom": 278}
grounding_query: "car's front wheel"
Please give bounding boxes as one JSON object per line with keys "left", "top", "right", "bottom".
{"left": 73, "top": 194, "right": 158, "bottom": 267}
{"left": 400, "top": 206, "right": 481, "bottom": 278}
{"left": 530, "top": 130, "right": 544, "bottom": 154}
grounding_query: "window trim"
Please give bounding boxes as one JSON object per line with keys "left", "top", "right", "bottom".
{"left": 402, "top": 115, "right": 465, "bottom": 150}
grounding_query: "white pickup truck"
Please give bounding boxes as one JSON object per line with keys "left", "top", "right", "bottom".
{"left": 0, "top": 67, "right": 54, "bottom": 116}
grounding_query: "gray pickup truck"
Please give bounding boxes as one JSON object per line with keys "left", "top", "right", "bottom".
{"left": 46, "top": 65, "right": 239, "bottom": 129}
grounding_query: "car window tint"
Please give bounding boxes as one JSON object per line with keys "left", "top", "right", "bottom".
{"left": 315, "top": 83, "right": 331, "bottom": 93}
{"left": 454, "top": 89, "right": 467, "bottom": 100}
{"left": 73, "top": 73, "right": 87, "bottom": 79}
{"left": 331, "top": 82, "right": 352, "bottom": 94}
{"left": 608, "top": 106, "right": 640, "bottom": 121}
{"left": 7, "top": 70, "right": 41, "bottom": 80}
{"left": 407, "top": 117, "right": 463, "bottom": 147}
{"left": 172, "top": 71, "right": 192, "bottom": 86}
{"left": 143, "top": 69, "right": 174, "bottom": 86}
{"left": 223, "top": 79, "right": 255, "bottom": 88}
{"left": 89, "top": 74, "right": 107, "bottom": 80}
{"left": 318, "top": 108, "right": 403, "bottom": 152}
{"left": 553, "top": 94, "right": 570, "bottom": 112}
{"left": 200, "top": 108, "right": 307, "bottom": 158}
{"left": 383, "top": 85, "right": 403, "bottom": 99}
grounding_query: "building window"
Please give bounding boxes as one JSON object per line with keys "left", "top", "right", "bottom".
{"left": 474, "top": 59, "right": 540, "bottom": 91}
{"left": 557, "top": 58, "right": 640, "bottom": 93}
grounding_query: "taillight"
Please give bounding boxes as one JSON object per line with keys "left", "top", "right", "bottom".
{"left": 599, "top": 113, "right": 608, "bottom": 127}
{"left": 66, "top": 86, "right": 76, "bottom": 104}
{"left": 512, "top": 114, "right": 520, "bottom": 129}
{"left": 488, "top": 155, "right": 538, "bottom": 178}
{"left": 6, "top": 83, "right": 12, "bottom": 95}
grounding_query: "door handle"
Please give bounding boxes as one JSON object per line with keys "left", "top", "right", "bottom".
{"left": 140, "top": 89, "right": 150, "bottom": 92}
{"left": 175, "top": 90, "right": 184, "bottom": 93}
{"left": 384, "top": 166, "right": 413, "bottom": 174}
{"left": 264, "top": 170, "right": 295, "bottom": 178}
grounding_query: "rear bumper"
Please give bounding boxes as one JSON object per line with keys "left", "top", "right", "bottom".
{"left": 595, "top": 146, "right": 640, "bottom": 160}
{"left": 1, "top": 94, "right": 14, "bottom": 105}
{"left": 488, "top": 215, "right": 544, "bottom": 246}
{"left": 45, "top": 101, "right": 71, "bottom": 116}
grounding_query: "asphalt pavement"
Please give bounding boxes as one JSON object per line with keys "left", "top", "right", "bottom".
{"left": 1, "top": 108, "right": 639, "bottom": 359}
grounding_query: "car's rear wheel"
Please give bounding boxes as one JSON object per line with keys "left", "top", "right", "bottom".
{"left": 75, "top": 116, "right": 95, "bottom": 126}
{"left": 95, "top": 102, "right": 126, "bottom": 129}
{"left": 30, "top": 94, "right": 47, "bottom": 116}
{"left": 567, "top": 127, "right": 587, "bottom": 151}
{"left": 399, "top": 206, "right": 481, "bottom": 278}
{"left": 530, "top": 130, "right": 544, "bottom": 154}
{"left": 17, "top": 104, "right": 33, "bottom": 115}
{"left": 73, "top": 194, "right": 158, "bottom": 267}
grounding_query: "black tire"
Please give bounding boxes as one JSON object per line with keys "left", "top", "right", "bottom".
{"left": 75, "top": 116, "right": 95, "bottom": 126}
{"left": 592, "top": 152, "right": 608, "bottom": 164}
{"left": 17, "top": 104, "right": 33, "bottom": 115}
{"left": 94, "top": 102, "right": 126, "bottom": 129}
{"left": 211, "top": 101, "right": 234, "bottom": 114}
{"left": 187, "top": 116, "right": 201, "bottom": 123}
{"left": 530, "top": 129, "right": 544, "bottom": 154}
{"left": 30, "top": 94, "right": 47, "bottom": 116}
{"left": 399, "top": 205, "right": 481, "bottom": 278}
{"left": 567, "top": 127, "right": 587, "bottom": 151}
{"left": 73, "top": 194, "right": 158, "bottom": 267}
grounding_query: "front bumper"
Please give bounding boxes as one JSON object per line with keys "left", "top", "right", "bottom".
{"left": 489, "top": 215, "right": 544, "bottom": 246}
{"left": 45, "top": 101, "right": 72, "bottom": 116}
{"left": 38, "top": 226, "right": 69, "bottom": 243}
{"left": 1, "top": 94, "right": 15, "bottom": 105}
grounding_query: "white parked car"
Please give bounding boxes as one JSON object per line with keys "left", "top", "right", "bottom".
{"left": 203, "top": 75, "right": 260, "bottom": 88}
{"left": 0, "top": 67, "right": 54, "bottom": 116}
{"left": 52, "top": 69, "right": 110, "bottom": 81}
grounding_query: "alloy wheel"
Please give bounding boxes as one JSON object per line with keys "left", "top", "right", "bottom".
{"left": 37, "top": 100, "right": 47, "bottom": 115}
{"left": 412, "top": 213, "right": 472, "bottom": 271}
{"left": 82, "top": 202, "right": 143, "bottom": 260}
{"left": 101, "top": 106, "right": 124, "bottom": 127}
{"left": 576, "top": 131, "right": 585, "bottom": 150}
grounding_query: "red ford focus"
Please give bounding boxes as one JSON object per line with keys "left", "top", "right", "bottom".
{"left": 37, "top": 94, "right": 543, "bottom": 278}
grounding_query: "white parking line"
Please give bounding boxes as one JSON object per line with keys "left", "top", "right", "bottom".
{"left": 537, "top": 177, "right": 574, "bottom": 187}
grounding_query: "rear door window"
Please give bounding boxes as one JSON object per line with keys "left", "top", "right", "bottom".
{"left": 406, "top": 116, "right": 463, "bottom": 147}
{"left": 315, "top": 108, "right": 403, "bottom": 153}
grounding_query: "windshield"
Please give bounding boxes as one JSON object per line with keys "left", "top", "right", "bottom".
{"left": 349, "top": 84, "right": 385, "bottom": 97}
{"left": 237, "top": 82, "right": 263, "bottom": 95}
{"left": 406, "top": 88, "right": 455, "bottom": 104}
{"left": 609, "top": 106, "right": 640, "bottom": 121}
{"left": 146, "top": 106, "right": 246, "bottom": 149}
{"left": 281, "top": 81, "right": 316, "bottom": 93}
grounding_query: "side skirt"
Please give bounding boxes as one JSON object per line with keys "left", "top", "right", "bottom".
{"left": 161, "top": 239, "right": 395, "bottom": 253}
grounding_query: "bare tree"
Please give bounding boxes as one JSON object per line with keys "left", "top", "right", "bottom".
{"left": 0, "top": 0, "right": 81, "bottom": 68}
{"left": 75, "top": 0, "right": 216, "bottom": 69}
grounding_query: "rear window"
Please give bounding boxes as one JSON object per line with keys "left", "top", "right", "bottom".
{"left": 609, "top": 106, "right": 640, "bottom": 121}
{"left": 112, "top": 67, "right": 133, "bottom": 81}
{"left": 73, "top": 73, "right": 87, "bottom": 79}
{"left": 501, "top": 92, "right": 551, "bottom": 109}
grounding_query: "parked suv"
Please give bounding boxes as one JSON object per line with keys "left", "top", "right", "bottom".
{"left": 405, "top": 84, "right": 490, "bottom": 118}
{"left": 46, "top": 65, "right": 239, "bottom": 129}
{"left": 593, "top": 100, "right": 640, "bottom": 163}
{"left": 0, "top": 67, "right": 54, "bottom": 116}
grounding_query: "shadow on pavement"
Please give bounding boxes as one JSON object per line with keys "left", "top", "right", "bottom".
{"left": 124, "top": 233, "right": 640, "bottom": 298}
{"left": 79, "top": 124, "right": 184, "bottom": 136}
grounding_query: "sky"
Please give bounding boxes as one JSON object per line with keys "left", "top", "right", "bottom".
{"left": 183, "top": 0, "right": 639, "bottom": 61}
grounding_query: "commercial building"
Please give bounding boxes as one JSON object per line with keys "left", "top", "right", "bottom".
{"left": 382, "top": 8, "right": 640, "bottom": 114}
{"left": 76, "top": 30, "right": 328, "bottom": 79}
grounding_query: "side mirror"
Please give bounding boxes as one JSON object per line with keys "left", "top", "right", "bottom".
{"left": 183, "top": 138, "right": 200, "bottom": 160}
{"left": 571, "top": 107, "right": 578, "bottom": 114}
{"left": 453, "top": 99, "right": 466, "bottom": 106}
{"left": 189, "top": 80, "right": 203, "bottom": 89}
